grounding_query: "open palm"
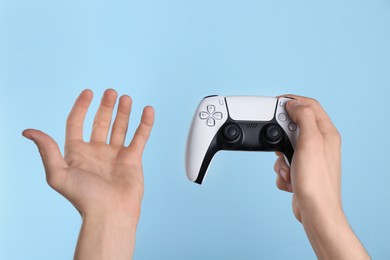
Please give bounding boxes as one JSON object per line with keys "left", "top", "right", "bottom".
{"left": 23, "top": 89, "right": 154, "bottom": 220}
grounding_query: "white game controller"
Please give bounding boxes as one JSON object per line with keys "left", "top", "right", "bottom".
{"left": 185, "top": 95, "right": 299, "bottom": 184}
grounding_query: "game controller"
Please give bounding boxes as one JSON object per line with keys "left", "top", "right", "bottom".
{"left": 185, "top": 95, "right": 299, "bottom": 184}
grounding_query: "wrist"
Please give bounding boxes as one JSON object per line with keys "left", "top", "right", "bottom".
{"left": 299, "top": 194, "right": 348, "bottom": 240}
{"left": 299, "top": 200, "right": 369, "bottom": 259}
{"left": 299, "top": 193, "right": 344, "bottom": 224}
{"left": 79, "top": 199, "right": 142, "bottom": 226}
{"left": 75, "top": 211, "right": 139, "bottom": 260}
{"left": 301, "top": 202, "right": 349, "bottom": 238}
{"left": 82, "top": 210, "right": 140, "bottom": 229}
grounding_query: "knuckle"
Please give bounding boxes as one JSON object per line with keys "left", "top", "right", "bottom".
{"left": 332, "top": 129, "right": 341, "bottom": 141}
{"left": 93, "top": 118, "right": 111, "bottom": 128}
{"left": 46, "top": 141, "right": 58, "bottom": 150}
{"left": 298, "top": 106, "right": 315, "bottom": 118}
{"left": 137, "top": 125, "right": 151, "bottom": 139}
{"left": 140, "top": 120, "right": 153, "bottom": 129}
{"left": 327, "top": 130, "right": 342, "bottom": 146}
{"left": 274, "top": 161, "right": 280, "bottom": 173}
{"left": 112, "top": 124, "right": 127, "bottom": 134}
{"left": 137, "top": 132, "right": 148, "bottom": 143}
{"left": 46, "top": 175, "right": 60, "bottom": 190}
{"left": 308, "top": 97, "right": 320, "bottom": 106}
{"left": 276, "top": 177, "right": 284, "bottom": 190}
{"left": 66, "top": 118, "right": 82, "bottom": 130}
{"left": 300, "top": 132, "right": 323, "bottom": 149}
{"left": 335, "top": 129, "right": 341, "bottom": 139}
{"left": 66, "top": 116, "right": 76, "bottom": 126}
{"left": 274, "top": 156, "right": 285, "bottom": 172}
{"left": 336, "top": 132, "right": 342, "bottom": 145}
{"left": 118, "top": 107, "right": 131, "bottom": 116}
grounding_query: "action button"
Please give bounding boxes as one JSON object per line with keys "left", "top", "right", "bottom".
{"left": 279, "top": 99, "right": 287, "bottom": 107}
{"left": 213, "top": 112, "right": 222, "bottom": 120}
{"left": 207, "top": 105, "right": 215, "bottom": 114}
{"left": 206, "top": 117, "right": 215, "bottom": 127}
{"left": 278, "top": 113, "right": 287, "bottom": 122}
{"left": 288, "top": 122, "right": 297, "bottom": 131}
{"left": 199, "top": 111, "right": 209, "bottom": 119}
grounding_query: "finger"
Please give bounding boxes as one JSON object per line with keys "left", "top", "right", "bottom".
{"left": 285, "top": 100, "right": 323, "bottom": 142}
{"left": 66, "top": 89, "right": 93, "bottom": 142}
{"left": 22, "top": 129, "right": 68, "bottom": 190}
{"left": 275, "top": 151, "right": 283, "bottom": 157}
{"left": 128, "top": 106, "right": 155, "bottom": 156}
{"left": 280, "top": 94, "right": 339, "bottom": 137}
{"left": 90, "top": 89, "right": 118, "bottom": 143}
{"left": 273, "top": 155, "right": 291, "bottom": 183}
{"left": 110, "top": 95, "right": 132, "bottom": 146}
{"left": 276, "top": 175, "right": 293, "bottom": 193}
{"left": 282, "top": 95, "right": 341, "bottom": 193}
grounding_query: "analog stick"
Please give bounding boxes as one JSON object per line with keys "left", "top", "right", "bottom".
{"left": 264, "top": 124, "right": 283, "bottom": 144}
{"left": 222, "top": 124, "right": 241, "bottom": 142}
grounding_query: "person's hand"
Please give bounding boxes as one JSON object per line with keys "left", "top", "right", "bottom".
{"left": 23, "top": 89, "right": 155, "bottom": 259}
{"left": 273, "top": 95, "right": 369, "bottom": 259}
{"left": 274, "top": 95, "right": 342, "bottom": 223}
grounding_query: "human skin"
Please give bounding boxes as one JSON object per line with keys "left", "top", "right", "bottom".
{"left": 274, "top": 95, "right": 370, "bottom": 260}
{"left": 23, "top": 90, "right": 370, "bottom": 259}
{"left": 23, "top": 89, "right": 154, "bottom": 260}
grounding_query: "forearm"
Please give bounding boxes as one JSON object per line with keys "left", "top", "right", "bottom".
{"left": 301, "top": 203, "right": 370, "bottom": 260}
{"left": 74, "top": 213, "right": 139, "bottom": 260}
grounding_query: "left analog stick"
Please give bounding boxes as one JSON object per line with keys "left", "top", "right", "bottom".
{"left": 222, "top": 124, "right": 241, "bottom": 142}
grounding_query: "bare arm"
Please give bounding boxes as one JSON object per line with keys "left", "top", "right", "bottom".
{"left": 274, "top": 95, "right": 370, "bottom": 260}
{"left": 23, "top": 89, "right": 155, "bottom": 260}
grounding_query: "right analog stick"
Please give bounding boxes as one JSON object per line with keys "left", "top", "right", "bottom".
{"left": 264, "top": 124, "right": 283, "bottom": 144}
{"left": 222, "top": 124, "right": 241, "bottom": 142}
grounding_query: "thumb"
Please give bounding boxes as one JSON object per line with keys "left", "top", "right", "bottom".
{"left": 22, "top": 129, "right": 68, "bottom": 189}
{"left": 285, "top": 99, "right": 320, "bottom": 139}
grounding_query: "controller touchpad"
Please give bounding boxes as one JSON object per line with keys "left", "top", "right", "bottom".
{"left": 225, "top": 96, "right": 277, "bottom": 121}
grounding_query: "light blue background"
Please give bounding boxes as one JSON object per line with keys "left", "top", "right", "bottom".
{"left": 1, "top": 0, "right": 390, "bottom": 259}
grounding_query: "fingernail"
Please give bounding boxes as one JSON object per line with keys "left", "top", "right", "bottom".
{"left": 279, "top": 168, "right": 288, "bottom": 182}
{"left": 287, "top": 99, "right": 302, "bottom": 107}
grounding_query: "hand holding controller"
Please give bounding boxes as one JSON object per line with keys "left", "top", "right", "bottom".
{"left": 185, "top": 95, "right": 299, "bottom": 184}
